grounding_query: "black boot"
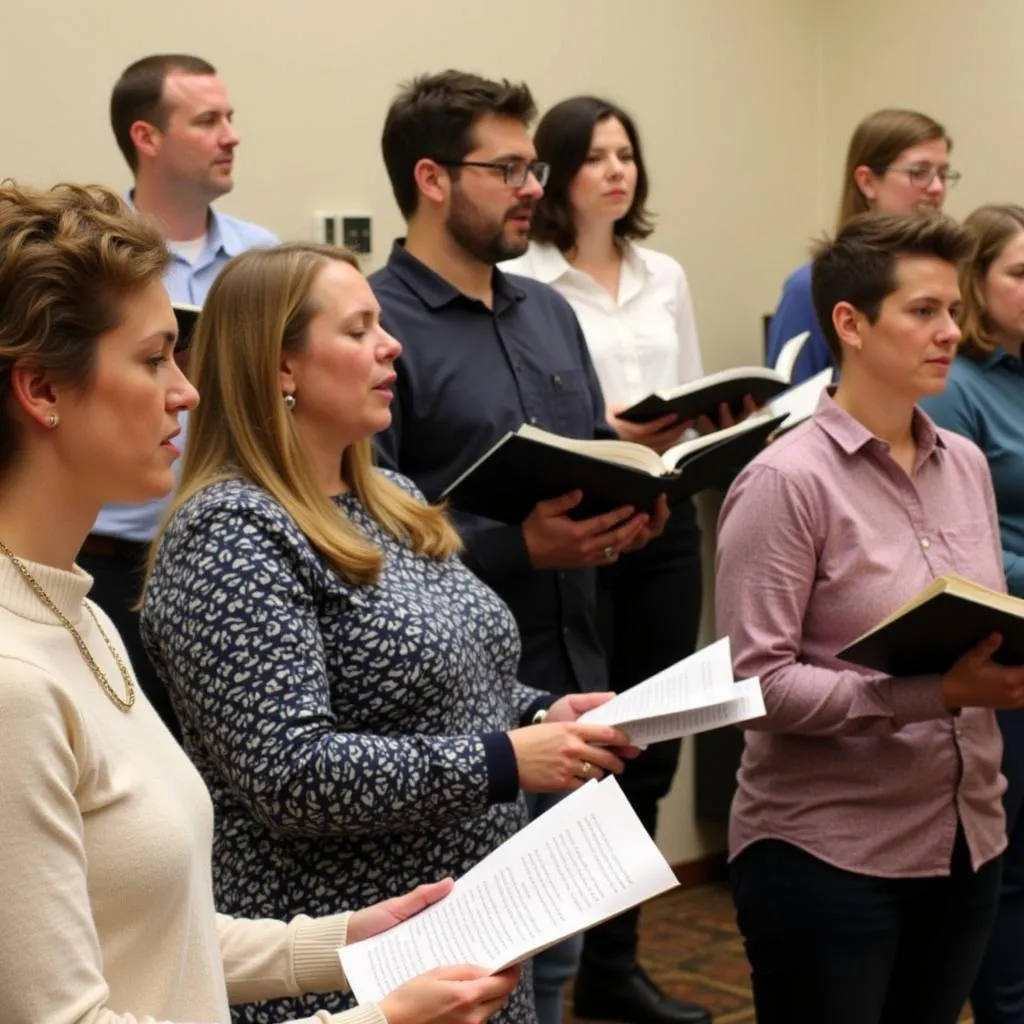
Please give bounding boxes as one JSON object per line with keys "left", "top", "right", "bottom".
{"left": 573, "top": 963, "right": 712, "bottom": 1024}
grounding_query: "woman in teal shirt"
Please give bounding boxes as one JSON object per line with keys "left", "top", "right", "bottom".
{"left": 921, "top": 203, "right": 1024, "bottom": 1024}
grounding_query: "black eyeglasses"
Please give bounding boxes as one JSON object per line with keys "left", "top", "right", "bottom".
{"left": 437, "top": 159, "right": 550, "bottom": 189}
{"left": 884, "top": 164, "right": 962, "bottom": 189}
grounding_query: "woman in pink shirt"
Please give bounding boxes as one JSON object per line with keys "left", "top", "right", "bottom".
{"left": 716, "top": 212, "right": 1024, "bottom": 1024}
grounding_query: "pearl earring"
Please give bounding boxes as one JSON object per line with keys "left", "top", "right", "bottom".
{"left": 283, "top": 393, "right": 297, "bottom": 411}
{"left": 47, "top": 412, "right": 59, "bottom": 428}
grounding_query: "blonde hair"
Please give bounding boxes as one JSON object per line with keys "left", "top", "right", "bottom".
{"left": 957, "top": 204, "right": 1024, "bottom": 361}
{"left": 153, "top": 242, "right": 460, "bottom": 586}
{"left": 836, "top": 109, "right": 950, "bottom": 231}
{"left": 0, "top": 181, "right": 168, "bottom": 476}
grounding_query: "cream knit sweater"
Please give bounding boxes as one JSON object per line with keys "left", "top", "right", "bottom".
{"left": 0, "top": 556, "right": 388, "bottom": 1024}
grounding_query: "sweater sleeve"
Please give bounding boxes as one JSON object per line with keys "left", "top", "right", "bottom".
{"left": 217, "top": 912, "right": 385, "bottom": 1024}
{"left": 0, "top": 659, "right": 175, "bottom": 1024}
{"left": 142, "top": 500, "right": 508, "bottom": 840}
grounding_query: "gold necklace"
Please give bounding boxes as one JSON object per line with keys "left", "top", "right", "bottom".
{"left": 0, "top": 538, "right": 136, "bottom": 712}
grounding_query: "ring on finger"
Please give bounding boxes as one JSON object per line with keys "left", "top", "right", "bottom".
{"left": 579, "top": 760, "right": 593, "bottom": 779}
{"left": 603, "top": 546, "right": 616, "bottom": 562}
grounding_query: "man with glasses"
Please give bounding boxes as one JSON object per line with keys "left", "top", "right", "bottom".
{"left": 370, "top": 69, "right": 668, "bottom": 1024}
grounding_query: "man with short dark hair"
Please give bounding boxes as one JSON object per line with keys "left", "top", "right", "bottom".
{"left": 371, "top": 70, "right": 712, "bottom": 1024}
{"left": 78, "top": 55, "right": 277, "bottom": 738}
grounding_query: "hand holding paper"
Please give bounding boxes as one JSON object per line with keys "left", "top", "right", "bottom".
{"left": 339, "top": 777, "right": 678, "bottom": 1005}
{"left": 576, "top": 638, "right": 765, "bottom": 747}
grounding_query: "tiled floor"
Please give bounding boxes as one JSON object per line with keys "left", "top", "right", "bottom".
{"left": 563, "top": 882, "right": 973, "bottom": 1023}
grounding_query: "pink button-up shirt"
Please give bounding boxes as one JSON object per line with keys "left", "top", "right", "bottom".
{"left": 716, "top": 390, "right": 1007, "bottom": 877}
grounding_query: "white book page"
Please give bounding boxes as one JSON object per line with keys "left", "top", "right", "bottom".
{"left": 617, "top": 678, "right": 765, "bottom": 747}
{"left": 576, "top": 638, "right": 735, "bottom": 728}
{"left": 659, "top": 408, "right": 782, "bottom": 468}
{"left": 516, "top": 424, "right": 665, "bottom": 476}
{"left": 339, "top": 777, "right": 678, "bottom": 1004}
{"left": 766, "top": 368, "right": 832, "bottom": 429}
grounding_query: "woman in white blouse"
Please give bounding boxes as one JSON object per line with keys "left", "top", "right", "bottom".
{"left": 503, "top": 96, "right": 711, "bottom": 1024}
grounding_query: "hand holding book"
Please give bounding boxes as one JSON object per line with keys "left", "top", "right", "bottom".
{"left": 940, "top": 633, "right": 1024, "bottom": 711}
{"left": 837, "top": 573, "right": 1024, "bottom": 710}
{"left": 522, "top": 491, "right": 668, "bottom": 570}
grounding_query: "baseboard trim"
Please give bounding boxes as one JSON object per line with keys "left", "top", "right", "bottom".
{"left": 671, "top": 852, "right": 728, "bottom": 890}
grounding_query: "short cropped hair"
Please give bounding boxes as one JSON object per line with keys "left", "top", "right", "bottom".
{"left": 530, "top": 96, "right": 653, "bottom": 252}
{"left": 381, "top": 69, "right": 536, "bottom": 218}
{"left": 811, "top": 212, "right": 972, "bottom": 363}
{"left": 0, "top": 182, "right": 169, "bottom": 476}
{"left": 110, "top": 54, "right": 217, "bottom": 172}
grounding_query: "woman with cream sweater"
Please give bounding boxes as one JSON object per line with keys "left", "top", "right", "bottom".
{"left": 0, "top": 181, "right": 517, "bottom": 1024}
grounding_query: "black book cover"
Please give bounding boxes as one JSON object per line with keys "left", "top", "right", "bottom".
{"left": 441, "top": 416, "right": 783, "bottom": 525}
{"left": 619, "top": 375, "right": 789, "bottom": 425}
{"left": 173, "top": 303, "right": 200, "bottom": 354}
{"left": 837, "top": 593, "right": 1024, "bottom": 676}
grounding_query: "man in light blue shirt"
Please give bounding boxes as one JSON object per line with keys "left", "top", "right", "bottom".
{"left": 80, "top": 54, "right": 277, "bottom": 736}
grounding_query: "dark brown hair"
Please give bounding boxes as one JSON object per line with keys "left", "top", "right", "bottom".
{"left": 381, "top": 70, "right": 536, "bottom": 218}
{"left": 957, "top": 204, "right": 1024, "bottom": 360}
{"left": 110, "top": 54, "right": 217, "bottom": 172}
{"left": 811, "top": 212, "right": 971, "bottom": 363}
{"left": 0, "top": 182, "right": 170, "bottom": 475}
{"left": 836, "top": 109, "right": 951, "bottom": 230}
{"left": 530, "top": 96, "right": 653, "bottom": 252}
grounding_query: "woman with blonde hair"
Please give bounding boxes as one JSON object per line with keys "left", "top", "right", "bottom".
{"left": 0, "top": 181, "right": 520, "bottom": 1024}
{"left": 766, "top": 108, "right": 959, "bottom": 383}
{"left": 141, "top": 242, "right": 635, "bottom": 1024}
{"left": 921, "top": 203, "right": 1024, "bottom": 1024}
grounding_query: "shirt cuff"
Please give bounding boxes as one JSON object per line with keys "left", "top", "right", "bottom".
{"left": 294, "top": 912, "right": 351, "bottom": 995}
{"left": 522, "top": 693, "right": 557, "bottom": 726}
{"left": 329, "top": 1002, "right": 390, "bottom": 1024}
{"left": 885, "top": 675, "right": 952, "bottom": 727}
{"left": 482, "top": 731, "right": 519, "bottom": 804}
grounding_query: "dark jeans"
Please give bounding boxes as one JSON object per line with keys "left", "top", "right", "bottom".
{"left": 972, "top": 708, "right": 1024, "bottom": 1024}
{"left": 731, "top": 832, "right": 1002, "bottom": 1024}
{"left": 580, "top": 500, "right": 703, "bottom": 973}
{"left": 77, "top": 545, "right": 182, "bottom": 741}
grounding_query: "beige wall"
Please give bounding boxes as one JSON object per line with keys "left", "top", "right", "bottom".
{"left": 819, "top": 0, "right": 1024, "bottom": 230}
{"left": 2, "top": 0, "right": 823, "bottom": 866}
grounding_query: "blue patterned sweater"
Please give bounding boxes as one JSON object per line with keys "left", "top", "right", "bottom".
{"left": 141, "top": 471, "right": 543, "bottom": 1024}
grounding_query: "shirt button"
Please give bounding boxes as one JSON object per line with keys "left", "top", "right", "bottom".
{"left": 562, "top": 626, "right": 570, "bottom": 635}
{"left": 920, "top": 538, "right": 931, "bottom": 550}
{"left": 529, "top": 415, "right": 539, "bottom": 425}
{"left": 557, "top": 571, "right": 566, "bottom": 580}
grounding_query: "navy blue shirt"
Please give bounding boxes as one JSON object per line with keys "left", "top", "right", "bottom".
{"left": 370, "top": 240, "right": 613, "bottom": 695}
{"left": 766, "top": 262, "right": 837, "bottom": 384}
{"left": 920, "top": 348, "right": 1024, "bottom": 597}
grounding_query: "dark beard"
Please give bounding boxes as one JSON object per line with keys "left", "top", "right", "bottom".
{"left": 446, "top": 189, "right": 531, "bottom": 265}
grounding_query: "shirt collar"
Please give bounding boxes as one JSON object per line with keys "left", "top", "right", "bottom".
{"left": 813, "top": 387, "right": 947, "bottom": 463}
{"left": 385, "top": 239, "right": 526, "bottom": 311}
{"left": 521, "top": 242, "right": 573, "bottom": 284}
{"left": 125, "top": 189, "right": 241, "bottom": 258}
{"left": 520, "top": 240, "right": 652, "bottom": 300}
{"left": 980, "top": 346, "right": 1024, "bottom": 374}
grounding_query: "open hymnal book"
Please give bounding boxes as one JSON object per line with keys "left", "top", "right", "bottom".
{"left": 617, "top": 363, "right": 791, "bottom": 424}
{"left": 618, "top": 360, "right": 830, "bottom": 430}
{"left": 338, "top": 776, "right": 679, "bottom": 1005}
{"left": 838, "top": 573, "right": 1024, "bottom": 676}
{"left": 577, "top": 638, "right": 765, "bottom": 746}
{"left": 764, "top": 368, "right": 832, "bottom": 433}
{"left": 440, "top": 413, "right": 786, "bottom": 524}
